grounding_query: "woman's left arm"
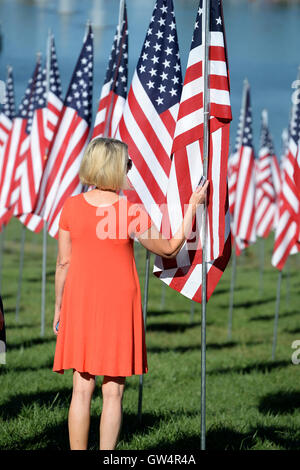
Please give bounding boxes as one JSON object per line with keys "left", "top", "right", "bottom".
{"left": 53, "top": 228, "right": 72, "bottom": 335}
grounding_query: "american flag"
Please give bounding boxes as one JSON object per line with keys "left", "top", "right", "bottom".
{"left": 228, "top": 91, "right": 244, "bottom": 217}
{"left": 272, "top": 72, "right": 300, "bottom": 269}
{"left": 0, "top": 67, "right": 15, "bottom": 156}
{"left": 232, "top": 82, "right": 256, "bottom": 255}
{"left": 19, "top": 34, "right": 64, "bottom": 233}
{"left": 255, "top": 110, "right": 277, "bottom": 238}
{"left": 92, "top": 0, "right": 128, "bottom": 139}
{"left": 117, "top": 0, "right": 182, "bottom": 225}
{"left": 153, "top": 0, "right": 232, "bottom": 303}
{"left": 34, "top": 25, "right": 93, "bottom": 238}
{"left": 16, "top": 63, "right": 47, "bottom": 218}
{"left": 0, "top": 60, "right": 39, "bottom": 227}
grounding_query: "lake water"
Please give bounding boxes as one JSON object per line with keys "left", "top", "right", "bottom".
{"left": 0, "top": 0, "right": 300, "bottom": 156}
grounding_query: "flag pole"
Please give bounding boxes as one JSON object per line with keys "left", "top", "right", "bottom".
{"left": 272, "top": 269, "right": 282, "bottom": 360}
{"left": 259, "top": 237, "right": 264, "bottom": 298}
{"left": 200, "top": 0, "right": 211, "bottom": 451}
{"left": 15, "top": 224, "right": 26, "bottom": 322}
{"left": 227, "top": 78, "right": 248, "bottom": 339}
{"left": 0, "top": 225, "right": 6, "bottom": 293}
{"left": 40, "top": 31, "right": 51, "bottom": 337}
{"left": 227, "top": 240, "right": 236, "bottom": 340}
{"left": 137, "top": 249, "right": 151, "bottom": 422}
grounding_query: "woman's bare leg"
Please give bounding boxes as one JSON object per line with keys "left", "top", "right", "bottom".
{"left": 100, "top": 375, "right": 126, "bottom": 450}
{"left": 68, "top": 370, "right": 95, "bottom": 450}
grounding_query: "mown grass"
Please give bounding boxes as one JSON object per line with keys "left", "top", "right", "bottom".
{"left": 0, "top": 217, "right": 300, "bottom": 450}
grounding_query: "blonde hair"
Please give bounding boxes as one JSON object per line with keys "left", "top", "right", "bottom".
{"left": 79, "top": 137, "right": 129, "bottom": 190}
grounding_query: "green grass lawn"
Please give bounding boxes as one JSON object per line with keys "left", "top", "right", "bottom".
{"left": 0, "top": 217, "right": 300, "bottom": 450}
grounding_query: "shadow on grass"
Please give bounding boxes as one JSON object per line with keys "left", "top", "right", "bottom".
{"left": 209, "top": 360, "right": 290, "bottom": 376}
{"left": 0, "top": 356, "right": 54, "bottom": 375}
{"left": 147, "top": 341, "right": 237, "bottom": 354}
{"left": 249, "top": 310, "right": 299, "bottom": 322}
{"left": 222, "top": 296, "right": 275, "bottom": 310}
{"left": 258, "top": 391, "right": 300, "bottom": 416}
{"left": 147, "top": 321, "right": 213, "bottom": 333}
{"left": 0, "top": 388, "right": 72, "bottom": 420}
{"left": 7, "top": 336, "right": 55, "bottom": 351}
{"left": 146, "top": 424, "right": 300, "bottom": 451}
{"left": 147, "top": 309, "right": 190, "bottom": 317}
{"left": 26, "top": 270, "right": 55, "bottom": 282}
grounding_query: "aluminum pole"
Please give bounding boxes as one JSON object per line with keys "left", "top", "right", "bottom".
{"left": 0, "top": 225, "right": 5, "bottom": 293}
{"left": 15, "top": 224, "right": 26, "bottom": 322}
{"left": 259, "top": 237, "right": 265, "bottom": 298}
{"left": 200, "top": 0, "right": 211, "bottom": 451}
{"left": 138, "top": 249, "right": 151, "bottom": 422}
{"left": 272, "top": 270, "right": 282, "bottom": 360}
{"left": 41, "top": 222, "right": 48, "bottom": 337}
{"left": 227, "top": 241, "right": 237, "bottom": 340}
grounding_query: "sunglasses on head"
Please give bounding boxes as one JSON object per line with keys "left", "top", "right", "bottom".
{"left": 127, "top": 158, "right": 133, "bottom": 172}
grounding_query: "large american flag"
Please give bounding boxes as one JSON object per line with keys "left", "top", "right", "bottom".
{"left": 0, "top": 67, "right": 15, "bottom": 157}
{"left": 0, "top": 60, "right": 39, "bottom": 227}
{"left": 19, "top": 34, "right": 64, "bottom": 233}
{"left": 33, "top": 25, "right": 93, "bottom": 238}
{"left": 153, "top": 0, "right": 232, "bottom": 303}
{"left": 255, "top": 110, "right": 277, "bottom": 238}
{"left": 232, "top": 82, "right": 256, "bottom": 255}
{"left": 117, "top": 0, "right": 182, "bottom": 225}
{"left": 92, "top": 0, "right": 128, "bottom": 139}
{"left": 272, "top": 72, "right": 300, "bottom": 269}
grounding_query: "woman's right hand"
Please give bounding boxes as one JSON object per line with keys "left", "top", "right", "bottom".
{"left": 53, "top": 305, "right": 60, "bottom": 336}
{"left": 189, "top": 180, "right": 209, "bottom": 213}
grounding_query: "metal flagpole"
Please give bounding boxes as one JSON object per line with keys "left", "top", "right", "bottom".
{"left": 200, "top": 0, "right": 211, "bottom": 451}
{"left": 285, "top": 256, "right": 291, "bottom": 308}
{"left": 0, "top": 225, "right": 6, "bottom": 293}
{"left": 15, "top": 224, "right": 26, "bottom": 322}
{"left": 227, "top": 79, "right": 248, "bottom": 340}
{"left": 40, "top": 31, "right": 51, "bottom": 337}
{"left": 227, "top": 241, "right": 237, "bottom": 340}
{"left": 272, "top": 269, "right": 282, "bottom": 360}
{"left": 41, "top": 221, "right": 48, "bottom": 337}
{"left": 259, "top": 237, "right": 265, "bottom": 298}
{"left": 138, "top": 249, "right": 151, "bottom": 422}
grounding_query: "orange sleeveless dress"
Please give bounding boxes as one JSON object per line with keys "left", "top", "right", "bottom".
{"left": 52, "top": 193, "right": 152, "bottom": 377}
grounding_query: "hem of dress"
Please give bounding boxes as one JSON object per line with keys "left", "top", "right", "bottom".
{"left": 53, "top": 365, "right": 148, "bottom": 377}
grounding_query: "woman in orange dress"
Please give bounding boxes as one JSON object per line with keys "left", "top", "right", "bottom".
{"left": 52, "top": 137, "right": 208, "bottom": 450}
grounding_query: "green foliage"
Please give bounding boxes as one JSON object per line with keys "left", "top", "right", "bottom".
{"left": 0, "top": 218, "right": 300, "bottom": 450}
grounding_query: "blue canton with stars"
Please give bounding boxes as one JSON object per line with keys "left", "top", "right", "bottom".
{"left": 2, "top": 67, "right": 15, "bottom": 120}
{"left": 191, "top": 0, "right": 223, "bottom": 50}
{"left": 17, "top": 60, "right": 40, "bottom": 134}
{"left": 260, "top": 119, "right": 276, "bottom": 156}
{"left": 49, "top": 35, "right": 63, "bottom": 100}
{"left": 137, "top": 0, "right": 182, "bottom": 114}
{"left": 290, "top": 80, "right": 300, "bottom": 145}
{"left": 65, "top": 25, "right": 93, "bottom": 126}
{"left": 241, "top": 87, "right": 254, "bottom": 149}
{"left": 104, "top": 2, "right": 128, "bottom": 99}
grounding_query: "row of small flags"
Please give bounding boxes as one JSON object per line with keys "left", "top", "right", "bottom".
{"left": 228, "top": 73, "right": 300, "bottom": 272}
{"left": 0, "top": 0, "right": 232, "bottom": 305}
{"left": 1, "top": 0, "right": 299, "bottom": 306}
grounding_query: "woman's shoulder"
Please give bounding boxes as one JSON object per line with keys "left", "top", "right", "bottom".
{"left": 63, "top": 193, "right": 83, "bottom": 209}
